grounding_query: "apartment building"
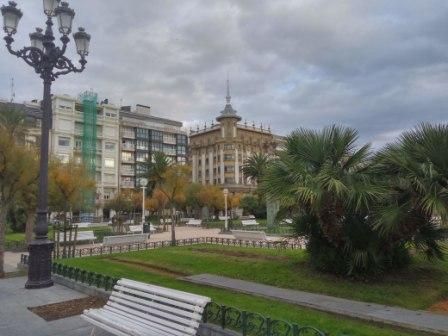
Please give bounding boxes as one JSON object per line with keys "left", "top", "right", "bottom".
{"left": 119, "top": 104, "right": 188, "bottom": 189}
{"left": 189, "top": 82, "right": 285, "bottom": 194}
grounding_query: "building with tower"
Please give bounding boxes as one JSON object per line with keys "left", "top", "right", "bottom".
{"left": 189, "top": 81, "right": 284, "bottom": 194}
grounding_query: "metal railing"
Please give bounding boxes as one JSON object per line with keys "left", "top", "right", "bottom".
{"left": 55, "top": 237, "right": 302, "bottom": 259}
{"left": 203, "top": 302, "right": 326, "bottom": 336}
{"left": 52, "top": 262, "right": 119, "bottom": 292}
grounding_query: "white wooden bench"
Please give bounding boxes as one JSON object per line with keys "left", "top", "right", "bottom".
{"left": 103, "top": 233, "right": 148, "bottom": 246}
{"left": 56, "top": 231, "right": 96, "bottom": 244}
{"left": 82, "top": 278, "right": 211, "bottom": 336}
{"left": 186, "top": 219, "right": 202, "bottom": 227}
{"left": 128, "top": 225, "right": 143, "bottom": 234}
{"left": 180, "top": 217, "right": 194, "bottom": 223}
{"left": 241, "top": 219, "right": 259, "bottom": 226}
{"left": 74, "top": 222, "right": 92, "bottom": 228}
{"left": 232, "top": 230, "right": 267, "bottom": 241}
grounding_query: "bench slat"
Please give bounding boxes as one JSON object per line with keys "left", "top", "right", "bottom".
{"left": 117, "top": 279, "right": 210, "bottom": 306}
{"left": 106, "top": 302, "right": 197, "bottom": 335}
{"left": 100, "top": 306, "right": 182, "bottom": 336}
{"left": 85, "top": 309, "right": 165, "bottom": 336}
{"left": 108, "top": 295, "right": 201, "bottom": 328}
{"left": 113, "top": 285, "right": 203, "bottom": 313}
{"left": 111, "top": 290, "right": 203, "bottom": 320}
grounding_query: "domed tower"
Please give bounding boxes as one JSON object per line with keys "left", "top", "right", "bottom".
{"left": 216, "top": 79, "right": 241, "bottom": 139}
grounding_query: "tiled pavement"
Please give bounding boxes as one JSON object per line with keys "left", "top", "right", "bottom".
{"left": 0, "top": 276, "right": 112, "bottom": 336}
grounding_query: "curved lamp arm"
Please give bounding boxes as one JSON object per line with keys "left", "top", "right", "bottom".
{"left": 53, "top": 55, "right": 86, "bottom": 78}
{"left": 5, "top": 36, "right": 45, "bottom": 71}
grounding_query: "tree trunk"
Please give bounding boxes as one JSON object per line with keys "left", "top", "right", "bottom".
{"left": 0, "top": 207, "right": 8, "bottom": 278}
{"left": 171, "top": 206, "right": 176, "bottom": 245}
{"left": 25, "top": 212, "right": 36, "bottom": 244}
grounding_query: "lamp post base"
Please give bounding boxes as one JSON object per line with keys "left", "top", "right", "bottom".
{"left": 25, "top": 239, "right": 54, "bottom": 289}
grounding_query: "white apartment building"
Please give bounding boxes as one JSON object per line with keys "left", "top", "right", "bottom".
{"left": 50, "top": 94, "right": 120, "bottom": 209}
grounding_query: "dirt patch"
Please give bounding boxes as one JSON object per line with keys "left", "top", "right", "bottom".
{"left": 28, "top": 296, "right": 106, "bottom": 321}
{"left": 106, "top": 257, "right": 188, "bottom": 277}
{"left": 190, "top": 247, "right": 289, "bottom": 261}
{"left": 429, "top": 300, "right": 448, "bottom": 315}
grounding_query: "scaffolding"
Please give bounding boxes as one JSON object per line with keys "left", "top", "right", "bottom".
{"left": 79, "top": 90, "right": 98, "bottom": 212}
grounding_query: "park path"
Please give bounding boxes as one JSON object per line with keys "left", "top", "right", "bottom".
{"left": 182, "top": 274, "right": 448, "bottom": 335}
{"left": 0, "top": 276, "right": 112, "bottom": 336}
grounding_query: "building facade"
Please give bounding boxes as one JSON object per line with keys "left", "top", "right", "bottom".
{"left": 1, "top": 93, "right": 187, "bottom": 214}
{"left": 119, "top": 104, "right": 188, "bottom": 189}
{"left": 189, "top": 83, "right": 284, "bottom": 193}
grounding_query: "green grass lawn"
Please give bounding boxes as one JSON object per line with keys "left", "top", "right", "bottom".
{"left": 5, "top": 232, "right": 25, "bottom": 243}
{"left": 60, "top": 244, "right": 447, "bottom": 336}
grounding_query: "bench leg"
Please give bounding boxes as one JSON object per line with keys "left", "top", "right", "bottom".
{"left": 89, "top": 327, "right": 96, "bottom": 336}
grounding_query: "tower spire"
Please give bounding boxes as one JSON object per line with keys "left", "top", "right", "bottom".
{"left": 226, "top": 76, "right": 231, "bottom": 104}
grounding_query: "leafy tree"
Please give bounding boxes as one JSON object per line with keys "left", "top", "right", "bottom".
{"left": 0, "top": 107, "right": 38, "bottom": 277}
{"left": 48, "top": 158, "right": 96, "bottom": 222}
{"left": 240, "top": 194, "right": 266, "bottom": 218}
{"left": 374, "top": 124, "right": 448, "bottom": 260}
{"left": 157, "top": 164, "right": 191, "bottom": 243}
{"left": 198, "top": 185, "right": 224, "bottom": 218}
{"left": 185, "top": 183, "right": 203, "bottom": 217}
{"left": 105, "top": 191, "right": 134, "bottom": 233}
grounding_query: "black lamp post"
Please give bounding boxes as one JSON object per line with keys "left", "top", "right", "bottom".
{"left": 1, "top": 0, "right": 90, "bottom": 289}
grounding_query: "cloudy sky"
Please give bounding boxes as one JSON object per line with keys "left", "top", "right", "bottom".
{"left": 1, "top": 0, "right": 447, "bottom": 147}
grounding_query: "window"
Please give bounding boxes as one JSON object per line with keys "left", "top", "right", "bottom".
{"left": 224, "top": 154, "right": 234, "bottom": 161}
{"left": 58, "top": 136, "right": 70, "bottom": 147}
{"left": 74, "top": 139, "right": 82, "bottom": 150}
{"left": 177, "top": 145, "right": 186, "bottom": 155}
{"left": 105, "top": 142, "right": 115, "bottom": 151}
{"left": 122, "top": 152, "right": 134, "bottom": 162}
{"left": 177, "top": 134, "right": 187, "bottom": 145}
{"left": 151, "top": 130, "right": 163, "bottom": 142}
{"left": 136, "top": 140, "right": 148, "bottom": 150}
{"left": 136, "top": 152, "right": 148, "bottom": 162}
{"left": 104, "top": 158, "right": 115, "bottom": 168}
{"left": 151, "top": 143, "right": 163, "bottom": 152}
{"left": 163, "top": 133, "right": 176, "bottom": 144}
{"left": 225, "top": 166, "right": 235, "bottom": 173}
{"left": 136, "top": 128, "right": 149, "bottom": 138}
{"left": 224, "top": 144, "right": 234, "bottom": 150}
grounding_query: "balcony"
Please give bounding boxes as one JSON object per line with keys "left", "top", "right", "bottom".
{"left": 121, "top": 181, "right": 135, "bottom": 188}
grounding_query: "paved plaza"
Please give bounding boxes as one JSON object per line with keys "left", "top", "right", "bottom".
{"left": 183, "top": 274, "right": 448, "bottom": 335}
{"left": 0, "top": 276, "right": 112, "bottom": 336}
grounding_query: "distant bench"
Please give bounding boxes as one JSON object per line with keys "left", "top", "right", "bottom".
{"left": 103, "top": 233, "right": 148, "bottom": 246}
{"left": 128, "top": 224, "right": 158, "bottom": 234}
{"left": 241, "top": 219, "right": 259, "bottom": 226}
{"left": 56, "top": 231, "right": 96, "bottom": 244}
{"left": 186, "top": 219, "right": 202, "bottom": 227}
{"left": 232, "top": 230, "right": 267, "bottom": 241}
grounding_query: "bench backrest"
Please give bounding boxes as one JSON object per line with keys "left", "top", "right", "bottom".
{"left": 56, "top": 231, "right": 95, "bottom": 242}
{"left": 241, "top": 219, "right": 259, "bottom": 226}
{"left": 187, "top": 219, "right": 202, "bottom": 226}
{"left": 110, "top": 278, "right": 211, "bottom": 336}
{"left": 74, "top": 222, "right": 91, "bottom": 228}
{"left": 103, "top": 233, "right": 148, "bottom": 246}
{"left": 128, "top": 225, "right": 143, "bottom": 233}
{"left": 232, "top": 230, "right": 267, "bottom": 241}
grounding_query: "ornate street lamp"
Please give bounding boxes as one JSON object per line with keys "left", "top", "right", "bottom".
{"left": 1, "top": 0, "right": 90, "bottom": 289}
{"left": 223, "top": 188, "right": 229, "bottom": 232}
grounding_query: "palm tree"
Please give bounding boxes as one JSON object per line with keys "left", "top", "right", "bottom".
{"left": 242, "top": 152, "right": 271, "bottom": 184}
{"left": 262, "top": 125, "right": 384, "bottom": 274}
{"left": 141, "top": 152, "right": 170, "bottom": 194}
{"left": 374, "top": 124, "right": 448, "bottom": 260}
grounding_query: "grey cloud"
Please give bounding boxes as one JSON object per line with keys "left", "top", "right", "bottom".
{"left": 1, "top": 0, "right": 447, "bottom": 149}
